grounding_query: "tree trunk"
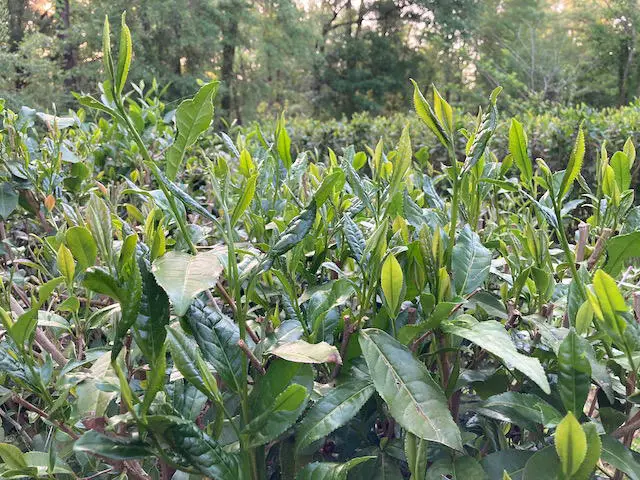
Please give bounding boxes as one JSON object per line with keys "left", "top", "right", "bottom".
{"left": 7, "top": 0, "right": 25, "bottom": 51}
{"left": 220, "top": 2, "right": 240, "bottom": 122}
{"left": 58, "top": 0, "right": 77, "bottom": 88}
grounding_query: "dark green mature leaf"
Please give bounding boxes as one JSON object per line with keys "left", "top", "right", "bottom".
{"left": 166, "top": 325, "right": 216, "bottom": 400}
{"left": 270, "top": 200, "right": 317, "bottom": 257}
{"left": 359, "top": 328, "right": 462, "bottom": 451}
{"left": 242, "top": 384, "right": 307, "bottom": 447}
{"left": 134, "top": 258, "right": 170, "bottom": 362}
{"left": 481, "top": 450, "right": 534, "bottom": 480}
{"left": 574, "top": 423, "right": 601, "bottom": 480}
{"left": 557, "top": 329, "right": 591, "bottom": 414}
{"left": 249, "top": 359, "right": 313, "bottom": 413}
{"left": 343, "top": 214, "right": 365, "bottom": 263}
{"left": 147, "top": 415, "right": 243, "bottom": 479}
{"left": 443, "top": 315, "right": 550, "bottom": 393}
{"left": 186, "top": 298, "right": 243, "bottom": 392}
{"left": 112, "top": 249, "right": 142, "bottom": 361}
{"left": 478, "top": 392, "right": 563, "bottom": 430}
{"left": 522, "top": 446, "right": 561, "bottom": 480}
{"left": 83, "top": 268, "right": 121, "bottom": 300}
{"left": 296, "top": 456, "right": 376, "bottom": 480}
{"left": 404, "top": 432, "right": 428, "bottom": 480}
{"left": 601, "top": 435, "right": 640, "bottom": 480}
{"left": 166, "top": 381, "right": 207, "bottom": 421}
{"left": 296, "top": 377, "right": 374, "bottom": 452}
{"left": 314, "top": 169, "right": 345, "bottom": 207}
{"left": 604, "top": 231, "right": 640, "bottom": 276}
{"left": 73, "top": 431, "right": 153, "bottom": 460}
{"left": 166, "top": 82, "right": 219, "bottom": 179}
{"left": 426, "top": 456, "right": 487, "bottom": 480}
{"left": 65, "top": 226, "right": 97, "bottom": 271}
{"left": 452, "top": 225, "right": 491, "bottom": 295}
{"left": 558, "top": 126, "right": 584, "bottom": 200}
{"left": 0, "top": 183, "right": 19, "bottom": 219}
{"left": 341, "top": 147, "right": 374, "bottom": 214}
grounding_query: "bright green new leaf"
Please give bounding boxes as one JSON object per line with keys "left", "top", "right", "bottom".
{"left": 57, "top": 243, "right": 75, "bottom": 284}
{"left": 558, "top": 126, "right": 585, "bottom": 200}
{"left": 410, "top": 79, "right": 449, "bottom": 148}
{"left": 555, "top": 412, "right": 587, "bottom": 477}
{"left": 166, "top": 82, "right": 219, "bottom": 179}
{"left": 624, "top": 137, "right": 636, "bottom": 166}
{"left": 65, "top": 226, "right": 97, "bottom": 271}
{"left": 611, "top": 151, "right": 631, "bottom": 191}
{"left": 231, "top": 174, "right": 257, "bottom": 226}
{"left": 588, "top": 270, "right": 627, "bottom": 342}
{"left": 381, "top": 252, "right": 403, "bottom": 316}
{"left": 115, "top": 12, "right": 132, "bottom": 95}
{"left": 102, "top": 16, "right": 114, "bottom": 84}
{"left": 271, "top": 340, "right": 342, "bottom": 365}
{"left": 314, "top": 169, "right": 345, "bottom": 206}
{"left": 0, "top": 443, "right": 27, "bottom": 469}
{"left": 509, "top": 118, "right": 532, "bottom": 186}
{"left": 276, "top": 112, "right": 292, "bottom": 169}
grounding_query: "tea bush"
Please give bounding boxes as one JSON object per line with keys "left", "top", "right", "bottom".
{"left": 273, "top": 102, "right": 640, "bottom": 186}
{"left": 1, "top": 15, "right": 640, "bottom": 480}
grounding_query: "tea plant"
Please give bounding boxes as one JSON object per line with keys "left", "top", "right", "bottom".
{"left": 1, "top": 14, "right": 640, "bottom": 480}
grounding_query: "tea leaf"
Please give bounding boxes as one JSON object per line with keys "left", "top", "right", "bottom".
{"left": 359, "top": 328, "right": 463, "bottom": 451}
{"left": 152, "top": 249, "right": 224, "bottom": 316}
{"left": 555, "top": 412, "right": 587, "bottom": 477}
{"left": 166, "top": 82, "right": 219, "bottom": 179}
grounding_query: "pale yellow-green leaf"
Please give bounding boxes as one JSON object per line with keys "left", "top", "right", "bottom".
{"left": 57, "top": 243, "right": 75, "bottom": 284}
{"left": 558, "top": 127, "right": 585, "bottom": 199}
{"left": 270, "top": 340, "right": 341, "bottom": 364}
{"left": 381, "top": 253, "right": 403, "bottom": 315}
{"left": 231, "top": 174, "right": 257, "bottom": 226}
{"left": 152, "top": 249, "right": 225, "bottom": 316}
{"left": 555, "top": 412, "right": 587, "bottom": 477}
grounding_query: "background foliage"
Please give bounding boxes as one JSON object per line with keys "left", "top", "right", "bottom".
{"left": 2, "top": 0, "right": 640, "bottom": 120}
